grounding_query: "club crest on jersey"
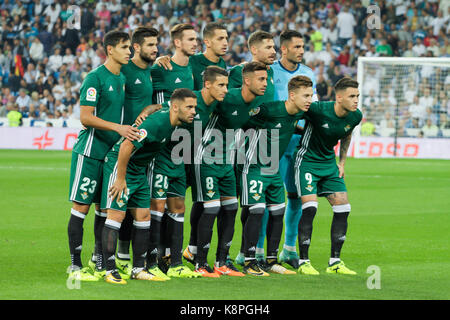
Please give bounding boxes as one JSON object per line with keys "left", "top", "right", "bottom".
{"left": 344, "top": 124, "right": 351, "bottom": 132}
{"left": 138, "top": 129, "right": 147, "bottom": 142}
{"left": 249, "top": 107, "right": 260, "bottom": 116}
{"left": 80, "top": 192, "right": 88, "bottom": 200}
{"left": 117, "top": 199, "right": 125, "bottom": 208}
{"left": 306, "top": 185, "right": 314, "bottom": 192}
{"left": 206, "top": 190, "right": 215, "bottom": 198}
{"left": 86, "top": 87, "right": 96, "bottom": 101}
{"left": 157, "top": 189, "right": 165, "bottom": 197}
{"left": 252, "top": 193, "right": 261, "bottom": 201}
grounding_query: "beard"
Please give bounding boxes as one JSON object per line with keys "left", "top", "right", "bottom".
{"left": 140, "top": 52, "right": 155, "bottom": 64}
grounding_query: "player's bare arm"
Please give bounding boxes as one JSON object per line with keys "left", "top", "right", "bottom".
{"left": 338, "top": 129, "right": 352, "bottom": 178}
{"left": 109, "top": 139, "right": 135, "bottom": 201}
{"left": 80, "top": 105, "right": 140, "bottom": 141}
{"left": 135, "top": 104, "right": 162, "bottom": 126}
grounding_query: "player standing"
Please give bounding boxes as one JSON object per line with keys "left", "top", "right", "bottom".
{"left": 67, "top": 31, "right": 140, "bottom": 282}
{"left": 271, "top": 30, "right": 318, "bottom": 269}
{"left": 238, "top": 75, "right": 313, "bottom": 276}
{"left": 192, "top": 62, "right": 267, "bottom": 277}
{"left": 146, "top": 23, "right": 196, "bottom": 276}
{"left": 294, "top": 77, "right": 361, "bottom": 275}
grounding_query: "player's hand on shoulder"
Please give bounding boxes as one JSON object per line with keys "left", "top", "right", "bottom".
{"left": 155, "top": 55, "right": 172, "bottom": 70}
{"left": 117, "top": 124, "right": 141, "bottom": 141}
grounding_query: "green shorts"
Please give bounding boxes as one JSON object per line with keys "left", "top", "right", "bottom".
{"left": 100, "top": 156, "right": 150, "bottom": 212}
{"left": 239, "top": 167, "right": 285, "bottom": 206}
{"left": 191, "top": 163, "right": 237, "bottom": 202}
{"left": 69, "top": 152, "right": 103, "bottom": 205}
{"left": 148, "top": 160, "right": 186, "bottom": 199}
{"left": 295, "top": 160, "right": 347, "bottom": 197}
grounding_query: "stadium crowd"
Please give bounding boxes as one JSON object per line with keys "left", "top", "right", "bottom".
{"left": 0, "top": 0, "right": 449, "bottom": 137}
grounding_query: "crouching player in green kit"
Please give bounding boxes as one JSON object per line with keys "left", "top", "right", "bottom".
{"left": 100, "top": 89, "right": 197, "bottom": 284}
{"left": 294, "top": 77, "right": 362, "bottom": 275}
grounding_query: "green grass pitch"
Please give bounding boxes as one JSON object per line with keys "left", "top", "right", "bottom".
{"left": 0, "top": 150, "right": 449, "bottom": 300}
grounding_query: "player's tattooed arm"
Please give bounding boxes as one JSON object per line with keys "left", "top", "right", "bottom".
{"left": 80, "top": 105, "right": 140, "bottom": 141}
{"left": 135, "top": 104, "right": 162, "bottom": 126}
{"left": 338, "top": 130, "right": 353, "bottom": 178}
{"left": 154, "top": 55, "right": 172, "bottom": 70}
{"left": 109, "top": 139, "right": 135, "bottom": 201}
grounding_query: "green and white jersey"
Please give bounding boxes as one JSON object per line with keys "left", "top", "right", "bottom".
{"left": 121, "top": 60, "right": 153, "bottom": 125}
{"left": 151, "top": 60, "right": 194, "bottom": 103}
{"left": 189, "top": 53, "right": 227, "bottom": 90}
{"left": 242, "top": 100, "right": 305, "bottom": 173}
{"left": 156, "top": 90, "right": 218, "bottom": 171}
{"left": 296, "top": 101, "right": 363, "bottom": 164}
{"left": 198, "top": 88, "right": 263, "bottom": 165}
{"left": 227, "top": 64, "right": 275, "bottom": 103}
{"left": 106, "top": 109, "right": 175, "bottom": 172}
{"left": 73, "top": 65, "right": 126, "bottom": 160}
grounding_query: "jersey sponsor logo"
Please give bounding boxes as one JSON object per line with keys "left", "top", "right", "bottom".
{"left": 248, "top": 107, "right": 260, "bottom": 116}
{"left": 175, "top": 77, "right": 182, "bottom": 83}
{"left": 138, "top": 129, "right": 148, "bottom": 142}
{"left": 86, "top": 87, "right": 97, "bottom": 101}
{"left": 109, "top": 85, "right": 114, "bottom": 91}
{"left": 135, "top": 78, "right": 142, "bottom": 84}
{"left": 275, "top": 79, "right": 281, "bottom": 83}
{"left": 322, "top": 123, "right": 329, "bottom": 129}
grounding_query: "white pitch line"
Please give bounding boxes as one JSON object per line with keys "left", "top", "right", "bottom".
{"left": 0, "top": 166, "right": 69, "bottom": 171}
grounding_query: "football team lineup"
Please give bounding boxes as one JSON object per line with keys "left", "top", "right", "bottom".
{"left": 65, "top": 25, "right": 365, "bottom": 284}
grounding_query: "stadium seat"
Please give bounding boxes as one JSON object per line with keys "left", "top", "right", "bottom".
{"left": 441, "top": 129, "right": 450, "bottom": 138}
{"left": 22, "top": 118, "right": 31, "bottom": 127}
{"left": 379, "top": 127, "right": 395, "bottom": 137}
{"left": 0, "top": 117, "right": 8, "bottom": 126}
{"left": 406, "top": 128, "right": 420, "bottom": 137}
{"left": 31, "top": 120, "right": 46, "bottom": 127}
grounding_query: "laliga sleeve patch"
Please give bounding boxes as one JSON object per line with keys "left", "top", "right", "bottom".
{"left": 86, "top": 87, "right": 97, "bottom": 102}
{"left": 138, "top": 129, "right": 147, "bottom": 142}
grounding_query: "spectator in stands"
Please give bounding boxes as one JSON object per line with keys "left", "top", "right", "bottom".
{"left": 16, "top": 88, "right": 31, "bottom": 112}
{"left": 409, "top": 95, "right": 427, "bottom": 124}
{"left": 421, "top": 118, "right": 439, "bottom": 137}
{"left": 419, "top": 87, "right": 435, "bottom": 111}
{"left": 336, "top": 5, "right": 356, "bottom": 47}
{"left": 412, "top": 37, "right": 426, "bottom": 56}
{"left": 376, "top": 38, "right": 393, "bottom": 56}
{"left": 7, "top": 102, "right": 21, "bottom": 126}
{"left": 29, "top": 37, "right": 45, "bottom": 63}
{"left": 24, "top": 63, "right": 37, "bottom": 85}
{"left": 48, "top": 47, "right": 63, "bottom": 73}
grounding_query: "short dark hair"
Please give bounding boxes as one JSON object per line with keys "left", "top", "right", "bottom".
{"left": 132, "top": 27, "right": 159, "bottom": 46}
{"left": 203, "top": 22, "right": 227, "bottom": 39}
{"left": 170, "top": 23, "right": 195, "bottom": 42}
{"left": 288, "top": 75, "right": 313, "bottom": 92}
{"left": 247, "top": 30, "right": 273, "bottom": 49}
{"left": 170, "top": 88, "right": 197, "bottom": 103}
{"left": 103, "top": 30, "right": 130, "bottom": 54}
{"left": 242, "top": 61, "right": 267, "bottom": 76}
{"left": 280, "top": 30, "right": 303, "bottom": 47}
{"left": 334, "top": 77, "right": 359, "bottom": 92}
{"left": 203, "top": 66, "right": 228, "bottom": 83}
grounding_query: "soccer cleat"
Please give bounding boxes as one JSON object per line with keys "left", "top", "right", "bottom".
{"left": 235, "top": 252, "right": 245, "bottom": 266}
{"left": 326, "top": 261, "right": 357, "bottom": 275}
{"left": 214, "top": 261, "right": 245, "bottom": 277}
{"left": 279, "top": 249, "right": 300, "bottom": 269}
{"left": 158, "top": 255, "right": 171, "bottom": 274}
{"left": 67, "top": 266, "right": 99, "bottom": 282}
{"left": 243, "top": 260, "right": 269, "bottom": 276}
{"left": 94, "top": 268, "right": 106, "bottom": 279}
{"left": 298, "top": 261, "right": 320, "bottom": 275}
{"left": 105, "top": 270, "right": 127, "bottom": 284}
{"left": 147, "top": 265, "right": 171, "bottom": 281}
{"left": 256, "top": 259, "right": 271, "bottom": 273}
{"left": 168, "top": 265, "right": 202, "bottom": 278}
{"left": 182, "top": 247, "right": 195, "bottom": 265}
{"left": 195, "top": 263, "right": 220, "bottom": 278}
{"left": 267, "top": 261, "right": 296, "bottom": 275}
{"left": 115, "top": 258, "right": 132, "bottom": 279}
{"left": 131, "top": 268, "right": 166, "bottom": 281}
